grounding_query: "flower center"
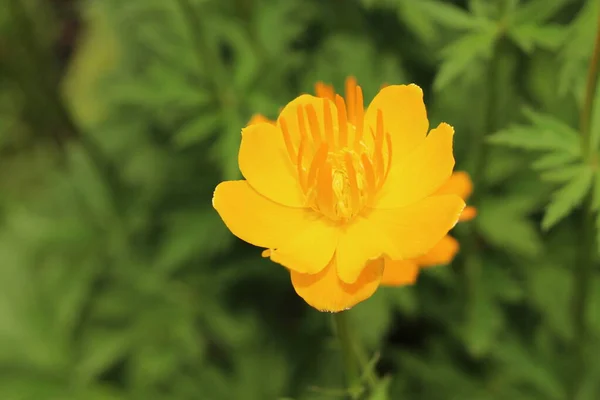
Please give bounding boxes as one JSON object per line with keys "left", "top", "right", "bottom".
{"left": 278, "top": 86, "right": 392, "bottom": 223}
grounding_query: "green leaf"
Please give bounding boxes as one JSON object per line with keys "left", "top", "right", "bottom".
{"left": 402, "top": 0, "right": 485, "bottom": 31}
{"left": 434, "top": 25, "right": 499, "bottom": 90}
{"left": 367, "top": 376, "right": 392, "bottom": 400}
{"left": 528, "top": 262, "right": 574, "bottom": 340}
{"left": 559, "top": 0, "right": 599, "bottom": 94}
{"left": 495, "top": 339, "right": 565, "bottom": 399}
{"left": 489, "top": 110, "right": 580, "bottom": 155}
{"left": 462, "top": 269, "right": 503, "bottom": 357}
{"left": 513, "top": 0, "right": 575, "bottom": 24}
{"left": 542, "top": 165, "right": 593, "bottom": 230}
{"left": 540, "top": 164, "right": 584, "bottom": 183}
{"left": 509, "top": 24, "right": 567, "bottom": 52}
{"left": 531, "top": 151, "right": 580, "bottom": 171}
{"left": 76, "top": 329, "right": 133, "bottom": 383}
{"left": 477, "top": 199, "right": 543, "bottom": 257}
{"left": 174, "top": 113, "right": 222, "bottom": 148}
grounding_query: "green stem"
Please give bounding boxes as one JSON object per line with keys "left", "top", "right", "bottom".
{"left": 569, "top": 7, "right": 600, "bottom": 400}
{"left": 580, "top": 4, "right": 600, "bottom": 156}
{"left": 332, "top": 312, "right": 361, "bottom": 398}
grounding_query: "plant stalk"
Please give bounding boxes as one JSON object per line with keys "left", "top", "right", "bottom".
{"left": 332, "top": 312, "right": 362, "bottom": 398}
{"left": 569, "top": 5, "right": 600, "bottom": 400}
{"left": 580, "top": 3, "right": 600, "bottom": 157}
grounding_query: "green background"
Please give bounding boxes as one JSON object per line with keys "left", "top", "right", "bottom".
{"left": 1, "top": 0, "right": 600, "bottom": 399}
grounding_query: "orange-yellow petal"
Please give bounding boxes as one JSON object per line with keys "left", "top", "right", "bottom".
{"left": 380, "top": 258, "right": 419, "bottom": 286}
{"left": 239, "top": 122, "right": 305, "bottom": 207}
{"left": 247, "top": 114, "right": 275, "bottom": 126}
{"left": 213, "top": 180, "right": 316, "bottom": 249}
{"left": 414, "top": 235, "right": 459, "bottom": 266}
{"left": 435, "top": 171, "right": 473, "bottom": 200}
{"left": 364, "top": 84, "right": 428, "bottom": 163}
{"left": 460, "top": 206, "right": 477, "bottom": 221}
{"left": 269, "top": 220, "right": 339, "bottom": 275}
{"left": 290, "top": 257, "right": 384, "bottom": 312}
{"left": 368, "top": 194, "right": 465, "bottom": 260}
{"left": 336, "top": 216, "right": 384, "bottom": 284}
{"left": 375, "top": 123, "right": 455, "bottom": 208}
{"left": 276, "top": 94, "right": 338, "bottom": 148}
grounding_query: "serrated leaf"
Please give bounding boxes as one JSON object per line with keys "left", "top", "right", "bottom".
{"left": 496, "top": 340, "right": 565, "bottom": 399}
{"left": 509, "top": 24, "right": 567, "bottom": 52}
{"left": 174, "top": 113, "right": 222, "bottom": 148}
{"left": 542, "top": 166, "right": 593, "bottom": 230}
{"left": 477, "top": 202, "right": 543, "bottom": 257}
{"left": 76, "top": 329, "right": 133, "bottom": 383}
{"left": 531, "top": 151, "right": 580, "bottom": 171}
{"left": 528, "top": 263, "right": 574, "bottom": 340}
{"left": 207, "top": 16, "right": 260, "bottom": 90}
{"left": 489, "top": 110, "right": 580, "bottom": 155}
{"left": 513, "top": 0, "right": 575, "bottom": 24}
{"left": 434, "top": 25, "right": 498, "bottom": 90}
{"left": 254, "top": 0, "right": 315, "bottom": 61}
{"left": 462, "top": 262, "right": 503, "bottom": 357}
{"left": 540, "top": 164, "right": 584, "bottom": 183}
{"left": 523, "top": 108, "right": 580, "bottom": 142}
{"left": 402, "top": 0, "right": 485, "bottom": 31}
{"left": 559, "top": 0, "right": 599, "bottom": 94}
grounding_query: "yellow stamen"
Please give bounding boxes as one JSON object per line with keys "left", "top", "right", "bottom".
{"left": 305, "top": 104, "right": 323, "bottom": 146}
{"left": 354, "top": 85, "right": 364, "bottom": 149}
{"left": 344, "top": 152, "right": 360, "bottom": 214}
{"left": 315, "top": 81, "right": 335, "bottom": 102}
{"left": 279, "top": 118, "right": 296, "bottom": 161}
{"left": 335, "top": 94, "right": 348, "bottom": 148}
{"left": 345, "top": 77, "right": 356, "bottom": 124}
{"left": 323, "top": 100, "right": 335, "bottom": 148}
{"left": 361, "top": 153, "right": 376, "bottom": 196}
{"left": 307, "top": 143, "right": 329, "bottom": 189}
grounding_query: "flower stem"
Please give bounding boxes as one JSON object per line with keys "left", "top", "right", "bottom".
{"left": 580, "top": 4, "right": 600, "bottom": 157}
{"left": 332, "top": 312, "right": 362, "bottom": 398}
{"left": 569, "top": 6, "right": 600, "bottom": 400}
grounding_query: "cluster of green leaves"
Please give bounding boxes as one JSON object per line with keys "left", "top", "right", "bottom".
{"left": 1, "top": 0, "right": 600, "bottom": 399}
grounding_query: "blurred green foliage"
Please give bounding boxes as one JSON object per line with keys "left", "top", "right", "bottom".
{"left": 1, "top": 0, "right": 600, "bottom": 399}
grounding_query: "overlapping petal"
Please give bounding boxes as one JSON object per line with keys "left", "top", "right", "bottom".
{"left": 290, "top": 257, "right": 384, "bottom": 312}
{"left": 213, "top": 181, "right": 335, "bottom": 274}
{"left": 276, "top": 94, "right": 338, "bottom": 148}
{"left": 368, "top": 194, "right": 465, "bottom": 260}
{"left": 239, "top": 123, "right": 305, "bottom": 207}
{"left": 364, "top": 84, "right": 429, "bottom": 163}
{"left": 375, "top": 123, "right": 456, "bottom": 208}
{"left": 269, "top": 221, "right": 339, "bottom": 275}
{"left": 435, "top": 170, "right": 473, "bottom": 199}
{"left": 381, "top": 259, "right": 419, "bottom": 286}
{"left": 336, "top": 216, "right": 385, "bottom": 284}
{"left": 247, "top": 114, "right": 274, "bottom": 126}
{"left": 460, "top": 206, "right": 477, "bottom": 221}
{"left": 415, "top": 235, "right": 459, "bottom": 266}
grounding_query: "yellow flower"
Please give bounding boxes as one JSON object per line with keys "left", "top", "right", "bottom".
{"left": 380, "top": 171, "right": 477, "bottom": 286}
{"left": 213, "top": 77, "right": 465, "bottom": 312}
